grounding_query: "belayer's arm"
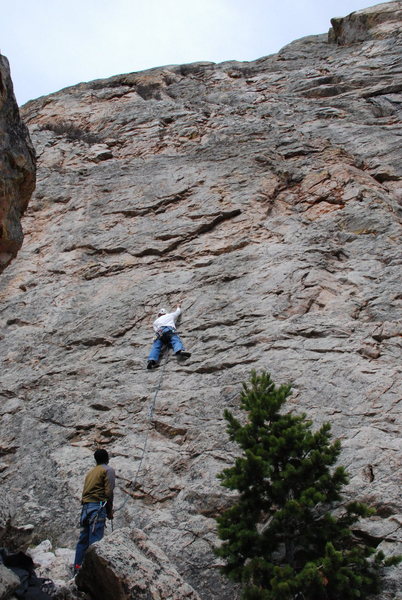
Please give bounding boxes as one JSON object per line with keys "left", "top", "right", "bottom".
{"left": 104, "top": 465, "right": 115, "bottom": 519}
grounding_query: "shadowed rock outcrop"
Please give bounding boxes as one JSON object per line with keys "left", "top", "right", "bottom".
{"left": 330, "top": 1, "right": 402, "bottom": 43}
{"left": 0, "top": 3, "right": 401, "bottom": 599}
{"left": 0, "top": 55, "right": 35, "bottom": 273}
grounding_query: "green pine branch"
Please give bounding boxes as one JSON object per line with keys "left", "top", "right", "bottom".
{"left": 215, "top": 370, "right": 401, "bottom": 600}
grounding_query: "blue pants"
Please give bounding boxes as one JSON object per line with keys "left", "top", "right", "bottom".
{"left": 74, "top": 502, "right": 107, "bottom": 567}
{"left": 148, "top": 327, "right": 185, "bottom": 362}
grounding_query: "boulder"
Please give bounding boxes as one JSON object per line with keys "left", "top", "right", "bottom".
{"left": 0, "top": 564, "right": 19, "bottom": 600}
{"left": 0, "top": 495, "right": 34, "bottom": 552}
{"left": 76, "top": 528, "right": 201, "bottom": 600}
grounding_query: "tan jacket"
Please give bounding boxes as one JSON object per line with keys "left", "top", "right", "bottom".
{"left": 81, "top": 463, "right": 115, "bottom": 517}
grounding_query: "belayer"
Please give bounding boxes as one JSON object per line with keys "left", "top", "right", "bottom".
{"left": 147, "top": 302, "right": 191, "bottom": 369}
{"left": 73, "top": 449, "right": 115, "bottom": 573}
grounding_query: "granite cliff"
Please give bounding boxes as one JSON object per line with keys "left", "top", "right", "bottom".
{"left": 0, "top": 2, "right": 401, "bottom": 599}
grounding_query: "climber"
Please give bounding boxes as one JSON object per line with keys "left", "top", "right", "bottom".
{"left": 147, "top": 302, "right": 191, "bottom": 369}
{"left": 73, "top": 449, "right": 115, "bottom": 572}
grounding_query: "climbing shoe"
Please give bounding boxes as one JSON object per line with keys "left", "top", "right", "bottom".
{"left": 147, "top": 360, "right": 157, "bottom": 369}
{"left": 176, "top": 350, "right": 191, "bottom": 359}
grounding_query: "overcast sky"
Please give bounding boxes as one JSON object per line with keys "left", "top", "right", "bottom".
{"left": 2, "top": 0, "right": 383, "bottom": 106}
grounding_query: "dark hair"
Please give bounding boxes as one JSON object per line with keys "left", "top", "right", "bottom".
{"left": 94, "top": 449, "right": 109, "bottom": 465}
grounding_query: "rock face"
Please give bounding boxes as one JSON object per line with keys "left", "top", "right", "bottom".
{"left": 0, "top": 55, "right": 35, "bottom": 273}
{"left": 0, "top": 2, "right": 401, "bottom": 599}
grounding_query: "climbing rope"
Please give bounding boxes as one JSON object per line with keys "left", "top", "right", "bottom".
{"left": 114, "top": 349, "right": 170, "bottom": 513}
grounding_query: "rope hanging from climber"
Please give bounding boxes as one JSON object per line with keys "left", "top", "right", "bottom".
{"left": 115, "top": 304, "right": 191, "bottom": 512}
{"left": 115, "top": 301, "right": 192, "bottom": 511}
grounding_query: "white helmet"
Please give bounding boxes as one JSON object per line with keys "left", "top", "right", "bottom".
{"left": 158, "top": 308, "right": 167, "bottom": 315}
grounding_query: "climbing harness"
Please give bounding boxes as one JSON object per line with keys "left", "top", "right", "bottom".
{"left": 90, "top": 501, "right": 107, "bottom": 534}
{"left": 156, "top": 326, "right": 176, "bottom": 345}
{"left": 114, "top": 348, "right": 171, "bottom": 513}
{"left": 78, "top": 501, "right": 107, "bottom": 531}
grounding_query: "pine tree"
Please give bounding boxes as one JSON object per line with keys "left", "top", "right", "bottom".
{"left": 215, "top": 370, "right": 400, "bottom": 600}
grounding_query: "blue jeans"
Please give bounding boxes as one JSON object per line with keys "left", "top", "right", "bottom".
{"left": 74, "top": 502, "right": 107, "bottom": 566}
{"left": 148, "top": 327, "right": 185, "bottom": 362}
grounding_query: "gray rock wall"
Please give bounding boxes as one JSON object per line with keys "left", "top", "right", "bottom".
{"left": 0, "top": 55, "right": 35, "bottom": 273}
{"left": 0, "top": 3, "right": 401, "bottom": 599}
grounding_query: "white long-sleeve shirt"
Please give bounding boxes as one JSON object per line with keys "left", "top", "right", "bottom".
{"left": 152, "top": 307, "right": 181, "bottom": 334}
